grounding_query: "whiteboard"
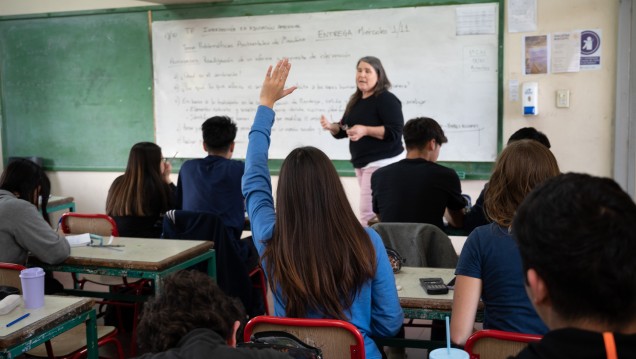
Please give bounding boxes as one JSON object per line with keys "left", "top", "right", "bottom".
{"left": 152, "top": 4, "right": 499, "bottom": 162}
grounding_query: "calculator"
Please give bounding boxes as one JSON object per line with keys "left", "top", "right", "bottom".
{"left": 419, "top": 277, "right": 449, "bottom": 295}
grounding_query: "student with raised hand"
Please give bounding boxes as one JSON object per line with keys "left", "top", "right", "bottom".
{"left": 451, "top": 140, "right": 559, "bottom": 346}
{"left": 135, "top": 270, "right": 291, "bottom": 359}
{"left": 0, "top": 159, "right": 70, "bottom": 265}
{"left": 242, "top": 59, "right": 403, "bottom": 359}
{"left": 106, "top": 142, "right": 175, "bottom": 238}
{"left": 511, "top": 173, "right": 636, "bottom": 358}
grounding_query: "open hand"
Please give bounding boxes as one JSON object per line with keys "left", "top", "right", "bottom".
{"left": 260, "top": 58, "right": 297, "bottom": 108}
{"left": 320, "top": 115, "right": 333, "bottom": 130}
{"left": 346, "top": 125, "right": 367, "bottom": 141}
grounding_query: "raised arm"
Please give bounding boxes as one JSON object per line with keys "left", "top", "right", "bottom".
{"left": 242, "top": 59, "right": 297, "bottom": 249}
{"left": 259, "top": 58, "right": 297, "bottom": 109}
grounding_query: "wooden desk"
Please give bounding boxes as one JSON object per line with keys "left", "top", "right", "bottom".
{"left": 396, "top": 267, "right": 456, "bottom": 321}
{"left": 0, "top": 296, "right": 97, "bottom": 359}
{"left": 32, "top": 237, "right": 216, "bottom": 296}
{"left": 46, "top": 196, "right": 76, "bottom": 214}
{"left": 375, "top": 267, "right": 483, "bottom": 351}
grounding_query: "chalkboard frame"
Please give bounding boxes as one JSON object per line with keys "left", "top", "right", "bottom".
{"left": 0, "top": 0, "right": 503, "bottom": 180}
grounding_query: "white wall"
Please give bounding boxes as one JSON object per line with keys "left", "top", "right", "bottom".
{"left": 1, "top": 0, "right": 619, "bottom": 213}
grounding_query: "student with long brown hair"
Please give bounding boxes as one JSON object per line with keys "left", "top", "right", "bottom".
{"left": 451, "top": 140, "right": 560, "bottom": 345}
{"left": 242, "top": 59, "right": 403, "bottom": 359}
{"left": 106, "top": 142, "right": 175, "bottom": 238}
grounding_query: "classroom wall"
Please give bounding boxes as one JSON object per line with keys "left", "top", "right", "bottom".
{"left": 0, "top": 0, "right": 621, "bottom": 213}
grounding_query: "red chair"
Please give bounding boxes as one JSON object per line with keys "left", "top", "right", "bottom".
{"left": 59, "top": 212, "right": 146, "bottom": 356}
{"left": 464, "top": 329, "right": 542, "bottom": 359}
{"left": 248, "top": 265, "right": 270, "bottom": 315}
{"left": 244, "top": 316, "right": 365, "bottom": 359}
{"left": 0, "top": 262, "right": 124, "bottom": 359}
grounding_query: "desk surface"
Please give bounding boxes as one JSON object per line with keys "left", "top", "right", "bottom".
{"left": 62, "top": 237, "right": 214, "bottom": 271}
{"left": 48, "top": 196, "right": 75, "bottom": 206}
{"left": 0, "top": 296, "right": 93, "bottom": 349}
{"left": 395, "top": 266, "right": 483, "bottom": 321}
{"left": 396, "top": 267, "right": 455, "bottom": 311}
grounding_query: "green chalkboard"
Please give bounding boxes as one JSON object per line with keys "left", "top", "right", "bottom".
{"left": 0, "top": 11, "right": 153, "bottom": 171}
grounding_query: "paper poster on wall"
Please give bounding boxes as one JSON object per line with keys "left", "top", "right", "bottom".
{"left": 456, "top": 4, "right": 497, "bottom": 35}
{"left": 524, "top": 35, "right": 549, "bottom": 75}
{"left": 580, "top": 29, "right": 602, "bottom": 70}
{"left": 551, "top": 31, "right": 580, "bottom": 73}
{"left": 507, "top": 0, "right": 537, "bottom": 33}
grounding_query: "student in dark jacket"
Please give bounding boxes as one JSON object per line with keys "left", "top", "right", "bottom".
{"left": 135, "top": 270, "right": 290, "bottom": 359}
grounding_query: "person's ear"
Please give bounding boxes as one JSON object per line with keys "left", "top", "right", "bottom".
{"left": 426, "top": 139, "right": 436, "bottom": 151}
{"left": 229, "top": 142, "right": 235, "bottom": 153}
{"left": 203, "top": 142, "right": 208, "bottom": 152}
{"left": 226, "top": 320, "right": 240, "bottom": 348}
{"left": 526, "top": 268, "right": 549, "bottom": 306}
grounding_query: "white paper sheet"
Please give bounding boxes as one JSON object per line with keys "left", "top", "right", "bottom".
{"left": 508, "top": 0, "right": 537, "bottom": 33}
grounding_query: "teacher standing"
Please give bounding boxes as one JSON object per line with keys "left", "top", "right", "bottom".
{"left": 320, "top": 56, "right": 404, "bottom": 226}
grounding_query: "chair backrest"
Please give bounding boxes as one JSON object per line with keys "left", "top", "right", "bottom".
{"left": 60, "top": 213, "right": 119, "bottom": 236}
{"left": 244, "top": 316, "right": 365, "bottom": 359}
{"left": 163, "top": 210, "right": 257, "bottom": 316}
{"left": 371, "top": 222, "right": 458, "bottom": 268}
{"left": 464, "top": 329, "right": 542, "bottom": 359}
{"left": 0, "top": 262, "right": 26, "bottom": 293}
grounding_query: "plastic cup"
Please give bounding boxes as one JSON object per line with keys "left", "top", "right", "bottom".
{"left": 19, "top": 267, "right": 45, "bottom": 309}
{"left": 429, "top": 348, "right": 469, "bottom": 359}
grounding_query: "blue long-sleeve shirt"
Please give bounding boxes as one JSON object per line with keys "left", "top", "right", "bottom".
{"left": 242, "top": 105, "right": 404, "bottom": 359}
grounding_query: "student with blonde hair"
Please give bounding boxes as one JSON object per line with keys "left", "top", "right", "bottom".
{"left": 451, "top": 140, "right": 560, "bottom": 345}
{"left": 242, "top": 59, "right": 403, "bottom": 359}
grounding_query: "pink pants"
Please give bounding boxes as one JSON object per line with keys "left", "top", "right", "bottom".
{"left": 355, "top": 167, "right": 379, "bottom": 227}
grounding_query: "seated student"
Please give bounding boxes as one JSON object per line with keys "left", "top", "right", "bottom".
{"left": 242, "top": 59, "right": 403, "bottom": 359}
{"left": 370, "top": 117, "right": 466, "bottom": 229}
{"left": 512, "top": 173, "right": 636, "bottom": 358}
{"left": 106, "top": 142, "right": 175, "bottom": 238}
{"left": 463, "top": 127, "right": 551, "bottom": 233}
{"left": 135, "top": 270, "right": 291, "bottom": 359}
{"left": 450, "top": 140, "right": 559, "bottom": 346}
{"left": 0, "top": 159, "right": 70, "bottom": 293}
{"left": 176, "top": 116, "right": 245, "bottom": 243}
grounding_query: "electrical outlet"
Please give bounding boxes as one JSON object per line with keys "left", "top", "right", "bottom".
{"left": 556, "top": 89, "right": 570, "bottom": 108}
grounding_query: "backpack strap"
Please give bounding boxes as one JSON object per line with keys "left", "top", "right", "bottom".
{"left": 603, "top": 332, "right": 617, "bottom": 359}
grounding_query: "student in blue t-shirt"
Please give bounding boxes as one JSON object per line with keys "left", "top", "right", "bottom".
{"left": 450, "top": 140, "right": 560, "bottom": 346}
{"left": 242, "top": 59, "right": 403, "bottom": 359}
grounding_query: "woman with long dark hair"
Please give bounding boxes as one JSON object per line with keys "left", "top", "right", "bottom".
{"left": 243, "top": 59, "right": 403, "bottom": 359}
{"left": 106, "top": 142, "right": 175, "bottom": 238}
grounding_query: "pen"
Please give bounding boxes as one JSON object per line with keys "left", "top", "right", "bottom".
{"left": 165, "top": 152, "right": 178, "bottom": 163}
{"left": 6, "top": 313, "right": 30, "bottom": 327}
